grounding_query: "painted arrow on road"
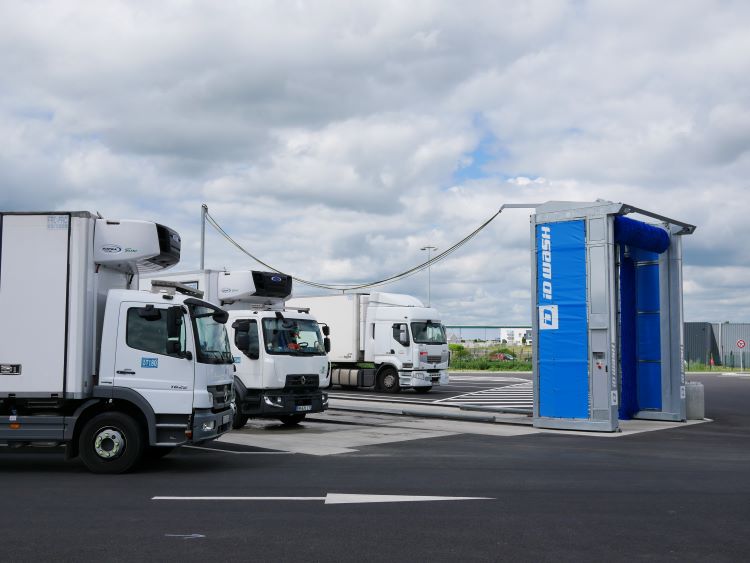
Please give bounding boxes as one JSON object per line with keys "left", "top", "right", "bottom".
{"left": 153, "top": 494, "right": 493, "bottom": 504}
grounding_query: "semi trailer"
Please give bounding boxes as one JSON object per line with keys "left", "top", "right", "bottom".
{"left": 287, "top": 292, "right": 449, "bottom": 393}
{"left": 0, "top": 212, "right": 234, "bottom": 473}
{"left": 141, "top": 270, "right": 330, "bottom": 428}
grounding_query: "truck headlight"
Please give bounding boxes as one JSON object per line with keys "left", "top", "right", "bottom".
{"left": 202, "top": 420, "right": 216, "bottom": 431}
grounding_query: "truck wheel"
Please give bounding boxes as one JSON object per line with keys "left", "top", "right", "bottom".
{"left": 232, "top": 410, "right": 249, "bottom": 430}
{"left": 78, "top": 412, "right": 145, "bottom": 474}
{"left": 278, "top": 414, "right": 306, "bottom": 426}
{"left": 377, "top": 367, "right": 400, "bottom": 393}
{"left": 413, "top": 386, "right": 432, "bottom": 394}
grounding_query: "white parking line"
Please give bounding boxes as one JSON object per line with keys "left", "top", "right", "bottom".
{"left": 184, "top": 445, "right": 294, "bottom": 455}
{"left": 435, "top": 382, "right": 533, "bottom": 408}
{"left": 153, "top": 493, "right": 494, "bottom": 504}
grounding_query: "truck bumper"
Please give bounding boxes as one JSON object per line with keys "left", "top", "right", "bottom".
{"left": 238, "top": 390, "right": 328, "bottom": 417}
{"left": 400, "top": 370, "right": 449, "bottom": 387}
{"left": 192, "top": 407, "right": 233, "bottom": 443}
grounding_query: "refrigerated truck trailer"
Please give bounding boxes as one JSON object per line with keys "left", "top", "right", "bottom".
{"left": 287, "top": 293, "right": 449, "bottom": 393}
{"left": 141, "top": 270, "right": 330, "bottom": 428}
{"left": 0, "top": 212, "right": 235, "bottom": 473}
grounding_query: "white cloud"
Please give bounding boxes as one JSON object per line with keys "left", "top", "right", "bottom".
{"left": 1, "top": 0, "right": 749, "bottom": 324}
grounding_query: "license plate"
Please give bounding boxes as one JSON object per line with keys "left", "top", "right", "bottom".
{"left": 222, "top": 414, "right": 231, "bottom": 424}
{"left": 296, "top": 405, "right": 313, "bottom": 412}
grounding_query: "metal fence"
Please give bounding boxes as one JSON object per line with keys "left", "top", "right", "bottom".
{"left": 448, "top": 322, "right": 748, "bottom": 370}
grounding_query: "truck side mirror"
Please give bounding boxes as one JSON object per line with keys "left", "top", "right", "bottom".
{"left": 232, "top": 319, "right": 259, "bottom": 360}
{"left": 324, "top": 337, "right": 331, "bottom": 353}
{"left": 167, "top": 306, "right": 193, "bottom": 360}
{"left": 321, "top": 324, "right": 330, "bottom": 336}
{"left": 235, "top": 332, "right": 250, "bottom": 351}
{"left": 138, "top": 304, "right": 162, "bottom": 321}
{"left": 232, "top": 320, "right": 250, "bottom": 352}
{"left": 232, "top": 319, "right": 250, "bottom": 332}
{"left": 392, "top": 323, "right": 409, "bottom": 347}
{"left": 166, "top": 306, "right": 189, "bottom": 358}
{"left": 166, "top": 306, "right": 183, "bottom": 337}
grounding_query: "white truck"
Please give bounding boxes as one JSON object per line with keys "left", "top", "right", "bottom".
{"left": 287, "top": 293, "right": 450, "bottom": 393}
{"left": 140, "top": 270, "right": 330, "bottom": 428}
{"left": 0, "top": 212, "right": 235, "bottom": 473}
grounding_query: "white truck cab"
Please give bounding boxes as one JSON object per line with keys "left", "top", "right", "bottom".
{"left": 287, "top": 292, "right": 450, "bottom": 393}
{"left": 141, "top": 270, "right": 330, "bottom": 428}
{"left": 366, "top": 294, "right": 451, "bottom": 392}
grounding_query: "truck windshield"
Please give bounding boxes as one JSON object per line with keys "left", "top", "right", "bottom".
{"left": 410, "top": 322, "right": 447, "bottom": 344}
{"left": 262, "top": 318, "right": 326, "bottom": 356}
{"left": 189, "top": 305, "right": 234, "bottom": 364}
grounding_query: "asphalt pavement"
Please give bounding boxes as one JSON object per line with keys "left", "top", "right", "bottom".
{"left": 1, "top": 372, "right": 748, "bottom": 562}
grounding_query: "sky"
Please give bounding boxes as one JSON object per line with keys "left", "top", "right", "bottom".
{"left": 1, "top": 0, "right": 749, "bottom": 325}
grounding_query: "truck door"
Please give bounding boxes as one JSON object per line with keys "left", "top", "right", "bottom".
{"left": 390, "top": 323, "right": 410, "bottom": 359}
{"left": 113, "top": 302, "right": 195, "bottom": 414}
{"left": 372, "top": 322, "right": 409, "bottom": 359}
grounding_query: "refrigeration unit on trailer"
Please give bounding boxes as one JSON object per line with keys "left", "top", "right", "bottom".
{"left": 0, "top": 212, "right": 234, "bottom": 473}
{"left": 287, "top": 293, "right": 450, "bottom": 393}
{"left": 530, "top": 201, "right": 695, "bottom": 432}
{"left": 141, "top": 270, "right": 330, "bottom": 428}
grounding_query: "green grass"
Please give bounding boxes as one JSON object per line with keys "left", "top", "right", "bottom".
{"left": 449, "top": 358, "right": 532, "bottom": 371}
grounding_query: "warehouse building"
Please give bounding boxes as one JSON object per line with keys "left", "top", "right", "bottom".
{"left": 684, "top": 322, "right": 750, "bottom": 368}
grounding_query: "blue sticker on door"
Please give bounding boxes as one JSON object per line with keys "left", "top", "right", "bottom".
{"left": 537, "top": 220, "right": 589, "bottom": 419}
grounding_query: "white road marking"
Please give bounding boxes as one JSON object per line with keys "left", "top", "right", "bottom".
{"left": 184, "top": 445, "right": 294, "bottom": 455}
{"left": 435, "top": 382, "right": 533, "bottom": 409}
{"left": 153, "top": 493, "right": 494, "bottom": 504}
{"left": 219, "top": 423, "right": 456, "bottom": 455}
{"left": 327, "top": 394, "right": 441, "bottom": 404}
{"left": 449, "top": 375, "right": 529, "bottom": 383}
{"left": 164, "top": 534, "right": 205, "bottom": 540}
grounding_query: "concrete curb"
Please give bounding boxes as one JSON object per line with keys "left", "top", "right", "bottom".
{"left": 328, "top": 401, "right": 534, "bottom": 427}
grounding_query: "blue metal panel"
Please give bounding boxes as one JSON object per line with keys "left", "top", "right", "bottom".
{"left": 636, "top": 313, "right": 661, "bottom": 361}
{"left": 635, "top": 263, "right": 660, "bottom": 312}
{"left": 637, "top": 362, "right": 662, "bottom": 409}
{"left": 636, "top": 262, "right": 662, "bottom": 410}
{"left": 537, "top": 220, "right": 589, "bottom": 419}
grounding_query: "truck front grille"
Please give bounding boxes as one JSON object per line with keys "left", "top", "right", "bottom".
{"left": 207, "top": 383, "right": 233, "bottom": 411}
{"left": 285, "top": 374, "right": 319, "bottom": 391}
{"left": 426, "top": 355, "right": 443, "bottom": 364}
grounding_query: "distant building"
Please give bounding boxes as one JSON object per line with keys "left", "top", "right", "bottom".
{"left": 685, "top": 322, "right": 750, "bottom": 368}
{"left": 444, "top": 325, "right": 532, "bottom": 345}
{"left": 499, "top": 328, "right": 532, "bottom": 345}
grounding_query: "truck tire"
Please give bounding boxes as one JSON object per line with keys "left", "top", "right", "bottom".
{"left": 232, "top": 410, "right": 249, "bottom": 430}
{"left": 78, "top": 412, "right": 145, "bottom": 474}
{"left": 413, "top": 386, "right": 432, "bottom": 393}
{"left": 377, "top": 367, "right": 400, "bottom": 393}
{"left": 278, "top": 414, "right": 306, "bottom": 426}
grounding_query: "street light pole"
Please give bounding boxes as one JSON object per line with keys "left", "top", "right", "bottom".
{"left": 420, "top": 246, "right": 437, "bottom": 307}
{"left": 200, "top": 204, "right": 208, "bottom": 270}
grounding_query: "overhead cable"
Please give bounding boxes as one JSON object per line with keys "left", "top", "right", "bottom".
{"left": 204, "top": 204, "right": 515, "bottom": 291}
